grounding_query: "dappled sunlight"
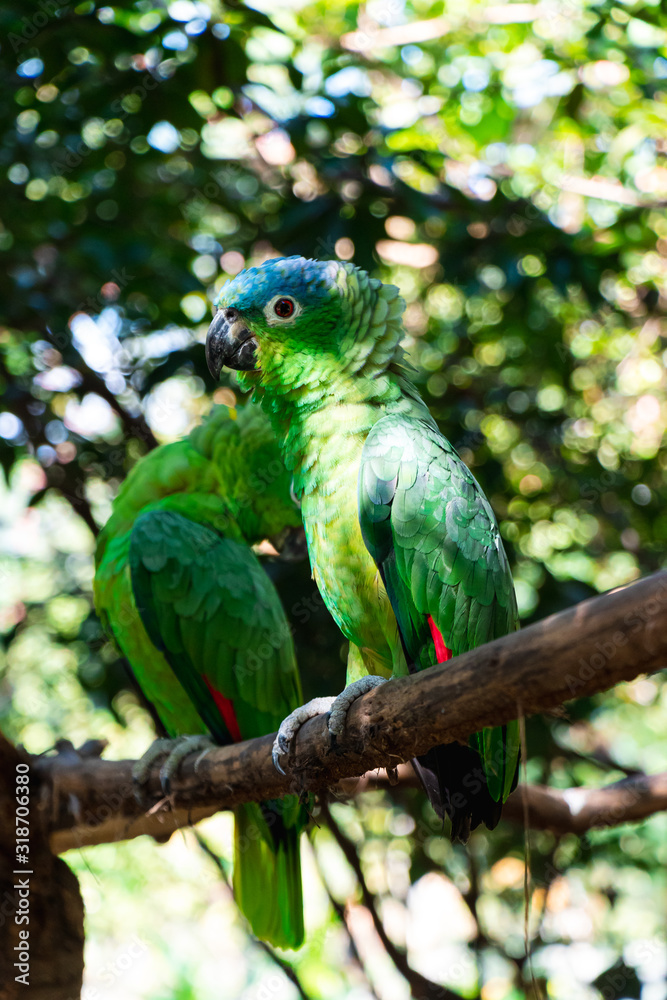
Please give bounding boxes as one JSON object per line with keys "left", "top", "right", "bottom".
{"left": 1, "top": 0, "right": 666, "bottom": 996}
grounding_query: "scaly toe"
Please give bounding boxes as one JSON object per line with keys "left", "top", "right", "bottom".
{"left": 271, "top": 696, "right": 337, "bottom": 776}
{"left": 326, "top": 676, "right": 389, "bottom": 745}
{"left": 132, "top": 738, "right": 177, "bottom": 803}
{"left": 157, "top": 735, "right": 217, "bottom": 796}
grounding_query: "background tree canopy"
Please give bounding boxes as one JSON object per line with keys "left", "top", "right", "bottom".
{"left": 1, "top": 0, "right": 666, "bottom": 998}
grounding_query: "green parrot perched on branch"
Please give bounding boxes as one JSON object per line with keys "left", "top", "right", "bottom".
{"left": 206, "top": 257, "right": 520, "bottom": 841}
{"left": 94, "top": 403, "right": 308, "bottom": 948}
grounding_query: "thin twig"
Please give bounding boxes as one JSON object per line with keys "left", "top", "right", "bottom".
{"left": 44, "top": 328, "right": 158, "bottom": 449}
{"left": 193, "top": 832, "right": 312, "bottom": 1000}
{"left": 320, "top": 798, "right": 472, "bottom": 1000}
{"left": 314, "top": 866, "right": 382, "bottom": 1000}
{"left": 45, "top": 464, "right": 100, "bottom": 537}
{"left": 463, "top": 842, "right": 488, "bottom": 954}
{"left": 519, "top": 710, "right": 541, "bottom": 1000}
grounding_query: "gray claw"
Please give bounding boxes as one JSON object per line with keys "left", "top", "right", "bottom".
{"left": 272, "top": 732, "right": 291, "bottom": 775}
{"left": 272, "top": 750, "right": 286, "bottom": 776}
{"left": 132, "top": 737, "right": 175, "bottom": 803}
{"left": 133, "top": 735, "right": 216, "bottom": 802}
{"left": 133, "top": 783, "right": 148, "bottom": 806}
{"left": 158, "top": 734, "right": 216, "bottom": 795}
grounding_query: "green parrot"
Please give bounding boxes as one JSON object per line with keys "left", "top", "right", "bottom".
{"left": 205, "top": 257, "right": 520, "bottom": 841}
{"left": 94, "top": 403, "right": 308, "bottom": 948}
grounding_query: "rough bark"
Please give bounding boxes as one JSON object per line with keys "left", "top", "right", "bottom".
{"left": 33, "top": 571, "right": 667, "bottom": 853}
{"left": 503, "top": 772, "right": 667, "bottom": 834}
{"left": 46, "top": 767, "right": 667, "bottom": 854}
{"left": 355, "top": 764, "right": 667, "bottom": 832}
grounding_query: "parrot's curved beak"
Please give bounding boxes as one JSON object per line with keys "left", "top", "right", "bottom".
{"left": 205, "top": 308, "right": 258, "bottom": 378}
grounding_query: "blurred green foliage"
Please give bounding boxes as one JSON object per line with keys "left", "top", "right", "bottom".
{"left": 1, "top": 0, "right": 666, "bottom": 997}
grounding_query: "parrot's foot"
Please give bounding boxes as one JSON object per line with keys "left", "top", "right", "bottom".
{"left": 132, "top": 738, "right": 175, "bottom": 795}
{"left": 328, "top": 675, "right": 388, "bottom": 744}
{"left": 132, "top": 735, "right": 217, "bottom": 799}
{"left": 271, "top": 677, "right": 389, "bottom": 774}
{"left": 272, "top": 697, "right": 336, "bottom": 775}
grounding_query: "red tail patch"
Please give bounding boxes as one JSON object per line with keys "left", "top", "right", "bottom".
{"left": 204, "top": 676, "right": 242, "bottom": 743}
{"left": 427, "top": 615, "right": 452, "bottom": 664}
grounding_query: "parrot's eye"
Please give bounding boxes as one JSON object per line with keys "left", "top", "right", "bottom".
{"left": 273, "top": 297, "right": 295, "bottom": 318}
{"left": 264, "top": 294, "right": 302, "bottom": 325}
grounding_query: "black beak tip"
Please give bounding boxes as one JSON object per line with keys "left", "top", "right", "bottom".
{"left": 205, "top": 310, "right": 227, "bottom": 380}
{"left": 206, "top": 308, "right": 258, "bottom": 377}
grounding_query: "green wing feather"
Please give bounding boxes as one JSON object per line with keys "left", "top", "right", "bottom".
{"left": 128, "top": 506, "right": 306, "bottom": 948}
{"left": 94, "top": 405, "right": 307, "bottom": 948}
{"left": 359, "top": 413, "right": 520, "bottom": 815}
{"left": 128, "top": 507, "right": 302, "bottom": 741}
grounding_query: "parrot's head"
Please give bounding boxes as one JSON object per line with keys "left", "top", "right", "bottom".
{"left": 205, "top": 256, "right": 405, "bottom": 394}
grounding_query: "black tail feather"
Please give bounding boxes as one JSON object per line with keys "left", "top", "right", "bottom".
{"left": 412, "top": 742, "right": 503, "bottom": 843}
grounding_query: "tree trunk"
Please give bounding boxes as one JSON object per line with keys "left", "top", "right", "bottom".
{"left": 0, "top": 732, "right": 84, "bottom": 1000}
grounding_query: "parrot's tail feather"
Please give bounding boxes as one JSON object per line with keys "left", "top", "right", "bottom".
{"left": 233, "top": 800, "right": 305, "bottom": 949}
{"left": 412, "top": 743, "right": 503, "bottom": 844}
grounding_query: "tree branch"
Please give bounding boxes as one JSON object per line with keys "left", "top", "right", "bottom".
{"left": 338, "top": 765, "right": 667, "bottom": 835}
{"left": 193, "top": 833, "right": 312, "bottom": 1000}
{"left": 320, "top": 799, "right": 465, "bottom": 1000}
{"left": 72, "top": 356, "right": 159, "bottom": 451}
{"left": 43, "top": 463, "right": 101, "bottom": 538}
{"left": 316, "top": 879, "right": 382, "bottom": 1000}
{"left": 42, "top": 329, "right": 158, "bottom": 450}
{"left": 33, "top": 571, "right": 667, "bottom": 853}
{"left": 502, "top": 773, "right": 667, "bottom": 835}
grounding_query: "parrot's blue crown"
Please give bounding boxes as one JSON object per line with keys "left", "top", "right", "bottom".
{"left": 209, "top": 255, "right": 405, "bottom": 384}
{"left": 215, "top": 256, "right": 344, "bottom": 313}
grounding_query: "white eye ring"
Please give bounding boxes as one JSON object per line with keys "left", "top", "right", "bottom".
{"left": 264, "top": 294, "right": 302, "bottom": 324}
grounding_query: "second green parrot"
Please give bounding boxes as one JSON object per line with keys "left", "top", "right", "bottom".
{"left": 94, "top": 403, "right": 307, "bottom": 948}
